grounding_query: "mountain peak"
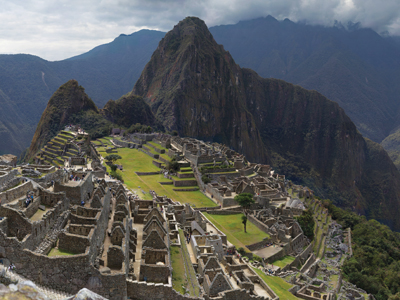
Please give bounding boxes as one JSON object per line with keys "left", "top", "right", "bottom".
{"left": 26, "top": 80, "right": 97, "bottom": 160}
{"left": 159, "top": 16, "right": 216, "bottom": 55}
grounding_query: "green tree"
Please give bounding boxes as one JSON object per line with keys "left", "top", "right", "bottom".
{"left": 295, "top": 209, "right": 315, "bottom": 240}
{"left": 172, "top": 130, "right": 178, "bottom": 136}
{"left": 202, "top": 175, "right": 211, "bottom": 184}
{"left": 104, "top": 154, "right": 122, "bottom": 164}
{"left": 166, "top": 157, "right": 180, "bottom": 173}
{"left": 234, "top": 193, "right": 255, "bottom": 215}
{"left": 242, "top": 215, "right": 248, "bottom": 233}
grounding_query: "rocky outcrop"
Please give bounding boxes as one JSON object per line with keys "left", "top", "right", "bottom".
{"left": 26, "top": 80, "right": 98, "bottom": 161}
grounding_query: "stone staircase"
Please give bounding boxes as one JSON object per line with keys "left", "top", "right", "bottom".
{"left": 34, "top": 211, "right": 69, "bottom": 254}
{"left": 1, "top": 265, "right": 72, "bottom": 299}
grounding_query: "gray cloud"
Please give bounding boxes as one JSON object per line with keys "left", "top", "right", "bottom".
{"left": 1, "top": 0, "right": 400, "bottom": 61}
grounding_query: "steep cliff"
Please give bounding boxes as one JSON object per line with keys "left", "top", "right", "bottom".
{"left": 133, "top": 17, "right": 400, "bottom": 230}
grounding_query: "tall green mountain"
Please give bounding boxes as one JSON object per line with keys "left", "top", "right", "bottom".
{"left": 26, "top": 80, "right": 157, "bottom": 161}
{"left": 0, "top": 30, "right": 164, "bottom": 156}
{"left": 133, "top": 17, "right": 400, "bottom": 231}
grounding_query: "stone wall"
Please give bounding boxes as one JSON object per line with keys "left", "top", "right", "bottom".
{"left": 173, "top": 179, "right": 198, "bottom": 187}
{"left": 0, "top": 169, "right": 17, "bottom": 188}
{"left": 0, "top": 180, "right": 33, "bottom": 205}
{"left": 0, "top": 217, "right": 126, "bottom": 299}
{"left": 152, "top": 160, "right": 163, "bottom": 168}
{"left": 0, "top": 218, "right": 7, "bottom": 234}
{"left": 88, "top": 190, "right": 111, "bottom": 264}
{"left": 265, "top": 247, "right": 286, "bottom": 264}
{"left": 126, "top": 279, "right": 202, "bottom": 300}
{"left": 135, "top": 172, "right": 160, "bottom": 176}
{"left": 207, "top": 210, "right": 241, "bottom": 215}
{"left": 24, "top": 197, "right": 41, "bottom": 218}
{"left": 70, "top": 157, "right": 86, "bottom": 166}
{"left": 208, "top": 173, "right": 240, "bottom": 180}
{"left": 113, "top": 138, "right": 138, "bottom": 148}
{"left": 291, "top": 233, "right": 305, "bottom": 253}
{"left": 29, "top": 169, "right": 68, "bottom": 187}
{"left": 139, "top": 148, "right": 159, "bottom": 159}
{"left": 205, "top": 185, "right": 237, "bottom": 208}
{"left": 204, "top": 168, "right": 237, "bottom": 174}
{"left": 140, "top": 264, "right": 170, "bottom": 283}
{"left": 133, "top": 133, "right": 157, "bottom": 141}
{"left": 147, "top": 143, "right": 165, "bottom": 154}
{"left": 54, "top": 173, "right": 93, "bottom": 205}
{"left": 299, "top": 253, "right": 316, "bottom": 273}
{"left": 0, "top": 177, "right": 21, "bottom": 193}
{"left": 247, "top": 215, "right": 270, "bottom": 235}
{"left": 246, "top": 237, "right": 273, "bottom": 252}
{"left": 299, "top": 241, "right": 314, "bottom": 262}
{"left": 177, "top": 172, "right": 195, "bottom": 179}
{"left": 58, "top": 233, "right": 90, "bottom": 254}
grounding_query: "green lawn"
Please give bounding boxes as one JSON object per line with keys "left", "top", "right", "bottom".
{"left": 171, "top": 246, "right": 187, "bottom": 295}
{"left": 203, "top": 213, "right": 269, "bottom": 251}
{"left": 253, "top": 268, "right": 299, "bottom": 300}
{"left": 48, "top": 248, "right": 76, "bottom": 257}
{"left": 98, "top": 146, "right": 216, "bottom": 207}
{"left": 272, "top": 256, "right": 296, "bottom": 268}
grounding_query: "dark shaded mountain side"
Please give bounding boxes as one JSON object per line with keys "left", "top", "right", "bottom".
{"left": 0, "top": 29, "right": 164, "bottom": 156}
{"left": 101, "top": 94, "right": 158, "bottom": 129}
{"left": 133, "top": 16, "right": 400, "bottom": 231}
{"left": 0, "top": 55, "right": 65, "bottom": 155}
{"left": 0, "top": 89, "right": 33, "bottom": 155}
{"left": 209, "top": 16, "right": 400, "bottom": 143}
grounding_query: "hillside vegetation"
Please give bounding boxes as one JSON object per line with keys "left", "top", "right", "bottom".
{"left": 324, "top": 200, "right": 400, "bottom": 299}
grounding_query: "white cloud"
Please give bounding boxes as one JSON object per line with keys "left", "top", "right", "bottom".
{"left": 1, "top": 0, "right": 400, "bottom": 61}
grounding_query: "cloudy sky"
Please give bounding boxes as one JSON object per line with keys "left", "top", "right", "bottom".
{"left": 1, "top": 0, "right": 400, "bottom": 61}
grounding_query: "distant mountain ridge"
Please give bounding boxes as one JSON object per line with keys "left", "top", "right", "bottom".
{"left": 132, "top": 17, "right": 400, "bottom": 231}
{"left": 209, "top": 16, "right": 400, "bottom": 143}
{"left": 0, "top": 30, "right": 164, "bottom": 156}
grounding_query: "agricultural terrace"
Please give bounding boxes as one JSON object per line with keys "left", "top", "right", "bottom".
{"left": 96, "top": 144, "right": 217, "bottom": 208}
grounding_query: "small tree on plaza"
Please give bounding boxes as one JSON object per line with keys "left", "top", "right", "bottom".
{"left": 234, "top": 193, "right": 255, "bottom": 233}
{"left": 234, "top": 193, "right": 255, "bottom": 216}
{"left": 104, "top": 154, "right": 122, "bottom": 165}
